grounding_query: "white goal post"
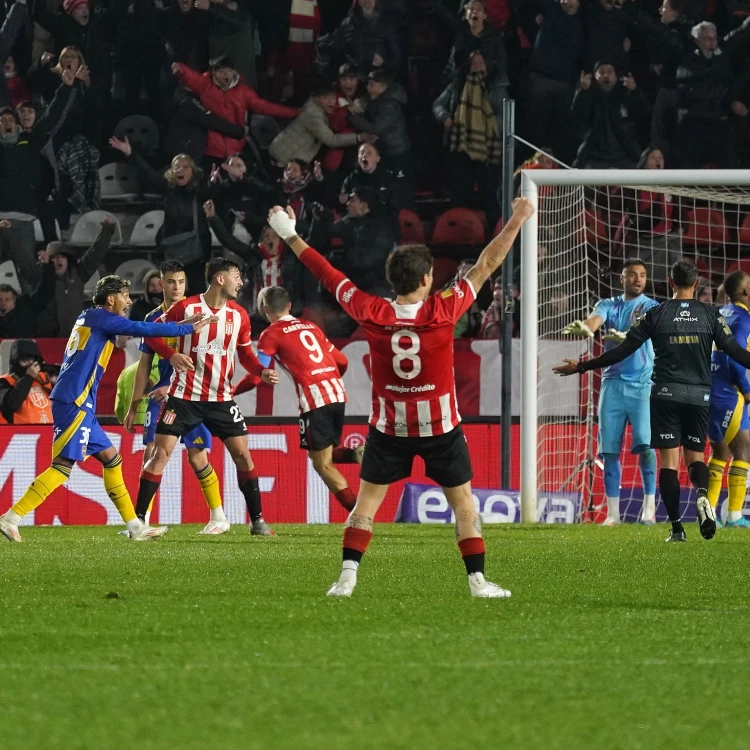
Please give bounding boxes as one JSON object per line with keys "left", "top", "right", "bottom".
{"left": 519, "top": 169, "right": 750, "bottom": 523}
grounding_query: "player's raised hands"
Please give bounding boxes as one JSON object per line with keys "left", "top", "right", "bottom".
{"left": 170, "top": 352, "right": 194, "bottom": 373}
{"left": 511, "top": 197, "right": 535, "bottom": 222}
{"left": 553, "top": 359, "right": 582, "bottom": 377}
{"left": 267, "top": 205, "right": 298, "bottom": 241}
{"left": 261, "top": 369, "right": 279, "bottom": 385}
{"left": 562, "top": 320, "right": 594, "bottom": 338}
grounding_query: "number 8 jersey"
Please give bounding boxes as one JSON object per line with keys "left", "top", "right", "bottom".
{"left": 298, "top": 247, "right": 477, "bottom": 438}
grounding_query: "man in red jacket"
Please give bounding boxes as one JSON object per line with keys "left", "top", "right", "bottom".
{"left": 171, "top": 56, "right": 298, "bottom": 164}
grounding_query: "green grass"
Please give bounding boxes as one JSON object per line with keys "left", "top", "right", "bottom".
{"left": 1, "top": 524, "right": 749, "bottom": 750}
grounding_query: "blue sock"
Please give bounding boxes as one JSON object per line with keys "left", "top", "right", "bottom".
{"left": 638, "top": 448, "right": 657, "bottom": 495}
{"left": 602, "top": 453, "right": 622, "bottom": 498}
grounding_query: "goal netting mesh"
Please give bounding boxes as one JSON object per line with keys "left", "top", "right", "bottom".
{"left": 535, "top": 179, "right": 750, "bottom": 523}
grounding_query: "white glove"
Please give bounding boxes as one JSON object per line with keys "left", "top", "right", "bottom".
{"left": 268, "top": 208, "right": 298, "bottom": 241}
{"left": 602, "top": 328, "right": 627, "bottom": 343}
{"left": 562, "top": 320, "right": 594, "bottom": 338}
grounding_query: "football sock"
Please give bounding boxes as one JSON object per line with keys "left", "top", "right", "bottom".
{"left": 688, "top": 461, "right": 710, "bottom": 497}
{"left": 195, "top": 464, "right": 222, "bottom": 510}
{"left": 727, "top": 460, "right": 749, "bottom": 520}
{"left": 639, "top": 448, "right": 657, "bottom": 496}
{"left": 602, "top": 453, "right": 621, "bottom": 520}
{"left": 342, "top": 527, "right": 372, "bottom": 568}
{"left": 334, "top": 487, "right": 356, "bottom": 511}
{"left": 237, "top": 469, "right": 263, "bottom": 522}
{"left": 135, "top": 470, "right": 162, "bottom": 522}
{"left": 458, "top": 537, "right": 486, "bottom": 575}
{"left": 102, "top": 455, "right": 137, "bottom": 524}
{"left": 332, "top": 448, "right": 357, "bottom": 463}
{"left": 659, "top": 468, "right": 683, "bottom": 532}
{"left": 707, "top": 457, "right": 727, "bottom": 511}
{"left": 11, "top": 463, "right": 71, "bottom": 518}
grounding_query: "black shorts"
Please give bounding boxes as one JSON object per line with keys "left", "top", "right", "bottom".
{"left": 300, "top": 403, "right": 345, "bottom": 451}
{"left": 156, "top": 397, "right": 248, "bottom": 441}
{"left": 650, "top": 398, "right": 709, "bottom": 450}
{"left": 360, "top": 425, "right": 473, "bottom": 488}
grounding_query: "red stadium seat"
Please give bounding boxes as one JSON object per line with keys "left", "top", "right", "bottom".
{"left": 492, "top": 218, "right": 504, "bottom": 237}
{"left": 726, "top": 259, "right": 750, "bottom": 275}
{"left": 739, "top": 214, "right": 750, "bottom": 245}
{"left": 431, "top": 208, "right": 486, "bottom": 247}
{"left": 431, "top": 257, "right": 458, "bottom": 291}
{"left": 398, "top": 209, "right": 425, "bottom": 244}
{"left": 682, "top": 208, "right": 729, "bottom": 246}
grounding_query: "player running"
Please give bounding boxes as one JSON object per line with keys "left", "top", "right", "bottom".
{"left": 563, "top": 258, "right": 658, "bottom": 525}
{"left": 555, "top": 259, "right": 750, "bottom": 543}
{"left": 706, "top": 270, "right": 750, "bottom": 529}
{"left": 267, "top": 198, "right": 535, "bottom": 598}
{"left": 123, "top": 261, "right": 229, "bottom": 535}
{"left": 252, "top": 285, "right": 361, "bottom": 512}
{"left": 132, "top": 258, "right": 279, "bottom": 536}
{"left": 0, "top": 275, "right": 213, "bottom": 543}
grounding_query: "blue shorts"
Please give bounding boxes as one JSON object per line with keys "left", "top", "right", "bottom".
{"left": 598, "top": 379, "right": 651, "bottom": 455}
{"left": 708, "top": 391, "right": 749, "bottom": 444}
{"left": 143, "top": 398, "right": 212, "bottom": 450}
{"left": 51, "top": 401, "right": 112, "bottom": 462}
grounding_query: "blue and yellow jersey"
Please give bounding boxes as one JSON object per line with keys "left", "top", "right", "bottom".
{"left": 139, "top": 302, "right": 182, "bottom": 390}
{"left": 711, "top": 302, "right": 750, "bottom": 400}
{"left": 51, "top": 307, "right": 196, "bottom": 414}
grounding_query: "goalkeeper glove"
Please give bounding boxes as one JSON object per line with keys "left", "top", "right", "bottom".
{"left": 562, "top": 320, "right": 594, "bottom": 338}
{"left": 602, "top": 328, "right": 627, "bottom": 343}
{"left": 268, "top": 208, "right": 298, "bottom": 241}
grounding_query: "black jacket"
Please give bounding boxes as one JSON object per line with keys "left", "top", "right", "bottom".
{"left": 159, "top": 3, "right": 211, "bottom": 72}
{"left": 0, "top": 3, "right": 32, "bottom": 108}
{"left": 443, "top": 20, "right": 509, "bottom": 86}
{"left": 582, "top": 0, "right": 633, "bottom": 74}
{"left": 530, "top": 0, "right": 583, "bottom": 84}
{"left": 0, "top": 266, "right": 55, "bottom": 339}
{"left": 349, "top": 84, "right": 410, "bottom": 157}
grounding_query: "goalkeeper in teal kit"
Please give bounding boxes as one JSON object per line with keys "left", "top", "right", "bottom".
{"left": 0, "top": 275, "right": 213, "bottom": 543}
{"left": 563, "top": 259, "right": 659, "bottom": 525}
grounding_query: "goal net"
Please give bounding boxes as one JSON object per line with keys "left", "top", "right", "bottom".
{"left": 520, "top": 170, "right": 750, "bottom": 524}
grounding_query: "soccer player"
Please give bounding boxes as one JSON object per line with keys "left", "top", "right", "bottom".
{"left": 267, "top": 198, "right": 536, "bottom": 598}
{"left": 123, "top": 261, "right": 229, "bottom": 535}
{"left": 706, "top": 270, "right": 750, "bottom": 529}
{"left": 562, "top": 258, "right": 659, "bottom": 525}
{"left": 554, "top": 259, "right": 750, "bottom": 543}
{"left": 132, "top": 258, "right": 279, "bottom": 536}
{"left": 253, "top": 285, "right": 360, "bottom": 512}
{"left": 0, "top": 275, "right": 213, "bottom": 543}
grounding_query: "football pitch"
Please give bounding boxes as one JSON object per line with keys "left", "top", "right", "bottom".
{"left": 1, "top": 524, "right": 748, "bottom": 750}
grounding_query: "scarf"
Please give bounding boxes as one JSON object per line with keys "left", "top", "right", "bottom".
{"left": 449, "top": 71, "right": 501, "bottom": 165}
{"left": 57, "top": 135, "right": 101, "bottom": 213}
{"left": 287, "top": 0, "right": 321, "bottom": 69}
{"left": 252, "top": 244, "right": 284, "bottom": 312}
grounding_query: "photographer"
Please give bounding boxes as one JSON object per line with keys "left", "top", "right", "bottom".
{"left": 0, "top": 339, "right": 53, "bottom": 425}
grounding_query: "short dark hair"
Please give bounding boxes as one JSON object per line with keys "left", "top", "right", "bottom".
{"left": 0, "top": 106, "right": 18, "bottom": 123}
{"left": 312, "top": 82, "right": 337, "bottom": 98}
{"left": 209, "top": 55, "right": 234, "bottom": 71}
{"left": 160, "top": 260, "right": 186, "bottom": 276}
{"left": 723, "top": 270, "right": 748, "bottom": 301}
{"left": 93, "top": 275, "right": 130, "bottom": 305}
{"left": 205, "top": 257, "right": 240, "bottom": 286}
{"left": 338, "top": 63, "right": 361, "bottom": 78}
{"left": 16, "top": 100, "right": 34, "bottom": 111}
{"left": 670, "top": 258, "right": 699, "bottom": 288}
{"left": 0, "top": 283, "right": 18, "bottom": 297}
{"left": 368, "top": 70, "right": 392, "bottom": 87}
{"left": 350, "top": 186, "right": 378, "bottom": 209}
{"left": 386, "top": 245, "right": 434, "bottom": 296}
{"left": 593, "top": 59, "right": 617, "bottom": 74}
{"left": 263, "top": 286, "right": 291, "bottom": 314}
{"left": 623, "top": 257, "right": 647, "bottom": 273}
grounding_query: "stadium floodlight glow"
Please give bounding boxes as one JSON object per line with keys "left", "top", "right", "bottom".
{"left": 519, "top": 169, "right": 750, "bottom": 523}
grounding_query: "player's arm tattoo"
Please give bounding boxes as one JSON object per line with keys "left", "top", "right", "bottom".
{"left": 345, "top": 513, "right": 373, "bottom": 531}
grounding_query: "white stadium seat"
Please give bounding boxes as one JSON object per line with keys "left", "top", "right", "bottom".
{"left": 33, "top": 218, "right": 61, "bottom": 242}
{"left": 69, "top": 211, "right": 123, "bottom": 246}
{"left": 114, "top": 259, "right": 158, "bottom": 296}
{"left": 129, "top": 210, "right": 164, "bottom": 246}
{"left": 99, "top": 162, "right": 141, "bottom": 201}
{"left": 0, "top": 260, "right": 22, "bottom": 294}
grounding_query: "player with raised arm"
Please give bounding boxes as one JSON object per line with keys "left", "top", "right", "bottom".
{"left": 706, "top": 270, "right": 750, "bottom": 529}
{"left": 132, "top": 258, "right": 280, "bottom": 536}
{"left": 249, "top": 285, "right": 361, "bottom": 512}
{"left": 267, "top": 198, "right": 535, "bottom": 598}
{"left": 555, "top": 259, "right": 750, "bottom": 543}
{"left": 123, "top": 261, "right": 229, "bottom": 535}
{"left": 0, "top": 275, "right": 213, "bottom": 543}
{"left": 562, "top": 259, "right": 659, "bottom": 525}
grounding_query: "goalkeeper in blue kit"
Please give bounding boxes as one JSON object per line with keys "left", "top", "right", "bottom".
{"left": 0, "top": 275, "right": 214, "bottom": 543}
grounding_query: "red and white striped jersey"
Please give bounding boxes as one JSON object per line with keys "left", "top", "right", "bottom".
{"left": 162, "top": 295, "right": 252, "bottom": 402}
{"left": 297, "top": 248, "right": 477, "bottom": 438}
{"left": 258, "top": 315, "right": 347, "bottom": 414}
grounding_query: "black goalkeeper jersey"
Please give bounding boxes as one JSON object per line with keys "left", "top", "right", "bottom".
{"left": 581, "top": 299, "right": 741, "bottom": 405}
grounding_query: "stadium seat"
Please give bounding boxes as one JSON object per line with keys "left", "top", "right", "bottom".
{"left": 0, "top": 259, "right": 22, "bottom": 294}
{"left": 99, "top": 162, "right": 140, "bottom": 201}
{"left": 431, "top": 208, "right": 485, "bottom": 247}
{"left": 210, "top": 227, "right": 222, "bottom": 247}
{"left": 726, "top": 259, "right": 750, "bottom": 276}
{"left": 492, "top": 218, "right": 504, "bottom": 237}
{"left": 69, "top": 211, "right": 123, "bottom": 246}
{"left": 398, "top": 209, "right": 425, "bottom": 243}
{"left": 113, "top": 115, "right": 160, "bottom": 155}
{"left": 129, "top": 210, "right": 164, "bottom": 246}
{"left": 682, "top": 208, "right": 729, "bottom": 246}
{"left": 33, "top": 217, "right": 60, "bottom": 242}
{"left": 114, "top": 259, "right": 158, "bottom": 295}
{"left": 739, "top": 214, "right": 750, "bottom": 245}
{"left": 250, "top": 114, "right": 280, "bottom": 150}
{"left": 431, "top": 257, "right": 458, "bottom": 291}
{"left": 83, "top": 269, "right": 101, "bottom": 300}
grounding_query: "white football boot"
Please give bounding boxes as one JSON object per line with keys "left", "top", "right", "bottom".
{"left": 326, "top": 570, "right": 357, "bottom": 597}
{"left": 198, "top": 520, "right": 230, "bottom": 535}
{"left": 128, "top": 522, "right": 169, "bottom": 541}
{"left": 0, "top": 514, "right": 23, "bottom": 542}
{"left": 469, "top": 573, "right": 511, "bottom": 598}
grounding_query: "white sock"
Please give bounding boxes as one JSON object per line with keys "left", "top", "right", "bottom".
{"left": 342, "top": 560, "right": 359, "bottom": 574}
{"left": 728, "top": 510, "right": 742, "bottom": 521}
{"left": 210, "top": 506, "right": 227, "bottom": 523}
{"left": 126, "top": 518, "right": 143, "bottom": 533}
{"left": 144, "top": 510, "right": 152, "bottom": 526}
{"left": 642, "top": 494, "right": 656, "bottom": 520}
{"left": 469, "top": 572, "right": 486, "bottom": 584}
{"left": 3, "top": 509, "right": 23, "bottom": 525}
{"left": 606, "top": 496, "right": 620, "bottom": 520}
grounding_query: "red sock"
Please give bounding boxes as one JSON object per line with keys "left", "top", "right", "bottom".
{"left": 458, "top": 537, "right": 486, "bottom": 575}
{"left": 342, "top": 527, "right": 372, "bottom": 563}
{"left": 334, "top": 487, "right": 356, "bottom": 511}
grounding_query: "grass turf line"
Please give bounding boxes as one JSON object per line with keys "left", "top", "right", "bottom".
{"left": 0, "top": 523, "right": 748, "bottom": 750}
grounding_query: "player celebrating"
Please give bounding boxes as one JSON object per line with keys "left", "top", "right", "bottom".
{"left": 555, "top": 259, "right": 750, "bottom": 543}
{"left": 123, "top": 261, "right": 229, "bottom": 535}
{"left": 0, "top": 275, "right": 212, "bottom": 543}
{"left": 133, "top": 258, "right": 279, "bottom": 536}
{"left": 706, "top": 270, "right": 750, "bottom": 529}
{"left": 563, "top": 258, "right": 658, "bottom": 525}
{"left": 253, "top": 285, "right": 360, "bottom": 512}
{"left": 267, "top": 199, "right": 535, "bottom": 598}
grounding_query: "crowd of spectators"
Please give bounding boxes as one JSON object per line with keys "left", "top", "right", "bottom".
{"left": 1, "top": 0, "right": 750, "bottom": 342}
